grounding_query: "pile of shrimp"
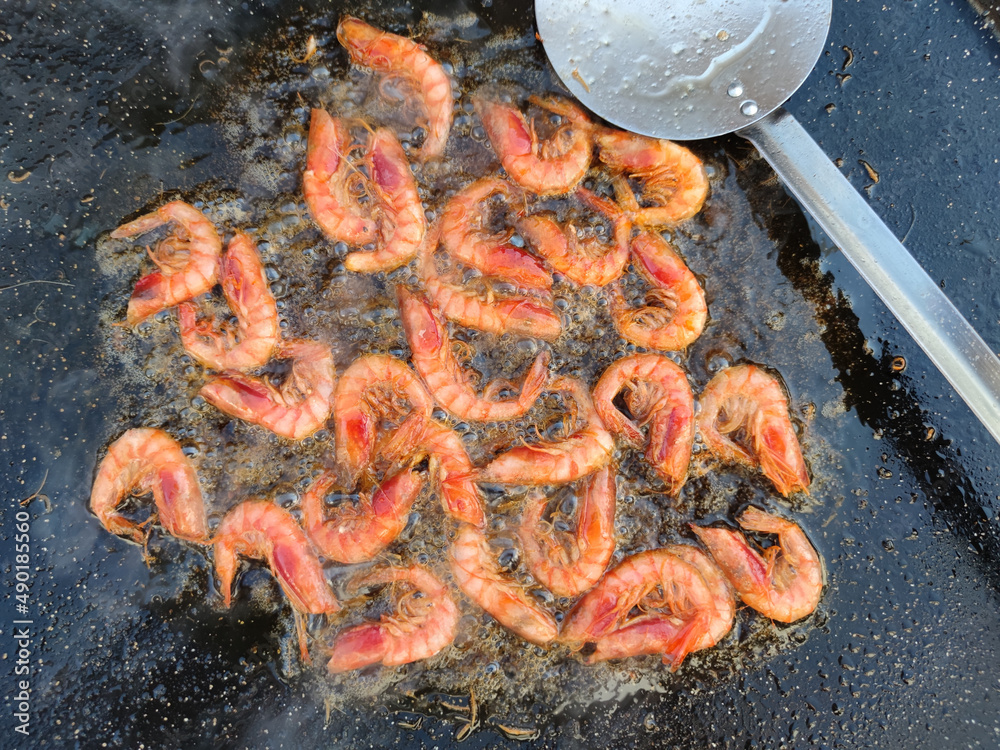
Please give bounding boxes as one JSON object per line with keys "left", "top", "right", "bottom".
{"left": 92, "top": 14, "right": 824, "bottom": 703}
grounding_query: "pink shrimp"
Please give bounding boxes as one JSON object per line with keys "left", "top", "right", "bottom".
{"left": 418, "top": 230, "right": 562, "bottom": 341}
{"left": 596, "top": 128, "right": 709, "bottom": 226}
{"left": 560, "top": 548, "right": 715, "bottom": 669}
{"left": 591, "top": 354, "right": 694, "bottom": 494}
{"left": 177, "top": 232, "right": 279, "bottom": 371}
{"left": 450, "top": 523, "right": 559, "bottom": 646}
{"left": 412, "top": 420, "right": 485, "bottom": 528}
{"left": 477, "top": 376, "right": 614, "bottom": 485}
{"left": 332, "top": 354, "right": 434, "bottom": 487}
{"left": 474, "top": 95, "right": 592, "bottom": 196}
{"left": 517, "top": 188, "right": 630, "bottom": 287}
{"left": 213, "top": 499, "right": 340, "bottom": 615}
{"left": 397, "top": 286, "right": 551, "bottom": 422}
{"left": 303, "top": 109, "right": 376, "bottom": 246}
{"left": 200, "top": 339, "right": 336, "bottom": 440}
{"left": 327, "top": 565, "right": 459, "bottom": 672}
{"left": 518, "top": 465, "right": 616, "bottom": 598}
{"left": 111, "top": 200, "right": 222, "bottom": 325}
{"left": 607, "top": 230, "right": 707, "bottom": 352}
{"left": 90, "top": 428, "right": 208, "bottom": 545}
{"left": 691, "top": 507, "right": 823, "bottom": 623}
{"left": 696, "top": 364, "right": 809, "bottom": 496}
{"left": 337, "top": 16, "right": 453, "bottom": 161}
{"left": 668, "top": 545, "right": 736, "bottom": 651}
{"left": 439, "top": 178, "right": 551, "bottom": 290}
{"left": 301, "top": 468, "right": 424, "bottom": 564}
{"left": 345, "top": 128, "right": 426, "bottom": 273}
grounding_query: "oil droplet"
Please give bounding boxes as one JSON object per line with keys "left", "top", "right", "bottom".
{"left": 727, "top": 82, "right": 744, "bottom": 98}
{"left": 891, "top": 356, "right": 906, "bottom": 372}
{"left": 717, "top": 29, "right": 730, "bottom": 42}
{"left": 740, "top": 100, "right": 759, "bottom": 117}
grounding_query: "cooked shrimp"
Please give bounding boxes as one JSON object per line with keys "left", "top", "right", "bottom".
{"left": 332, "top": 354, "right": 434, "bottom": 487}
{"left": 696, "top": 364, "right": 809, "bottom": 496}
{"left": 90, "top": 428, "right": 208, "bottom": 545}
{"left": 213, "top": 499, "right": 340, "bottom": 615}
{"left": 668, "top": 545, "right": 735, "bottom": 651}
{"left": 200, "top": 339, "right": 335, "bottom": 441}
{"left": 398, "top": 286, "right": 551, "bottom": 422}
{"left": 607, "top": 230, "right": 707, "bottom": 351}
{"left": 345, "top": 128, "right": 426, "bottom": 273}
{"left": 303, "top": 109, "right": 376, "bottom": 245}
{"left": 691, "top": 507, "right": 823, "bottom": 623}
{"left": 177, "top": 232, "right": 279, "bottom": 371}
{"left": 450, "top": 523, "right": 559, "bottom": 646}
{"left": 327, "top": 565, "right": 459, "bottom": 672}
{"left": 477, "top": 376, "right": 614, "bottom": 485}
{"left": 111, "top": 200, "right": 222, "bottom": 325}
{"left": 301, "top": 468, "right": 424, "bottom": 564}
{"left": 413, "top": 420, "right": 485, "bottom": 528}
{"left": 560, "top": 548, "right": 715, "bottom": 669}
{"left": 518, "top": 465, "right": 616, "bottom": 598}
{"left": 591, "top": 353, "right": 694, "bottom": 493}
{"left": 474, "top": 95, "right": 592, "bottom": 196}
{"left": 337, "top": 16, "right": 453, "bottom": 161}
{"left": 517, "top": 188, "right": 630, "bottom": 287}
{"left": 596, "top": 128, "right": 709, "bottom": 226}
{"left": 418, "top": 229, "right": 562, "bottom": 341}
{"left": 439, "top": 178, "right": 551, "bottom": 290}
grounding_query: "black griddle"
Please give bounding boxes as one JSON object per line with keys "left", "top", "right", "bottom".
{"left": 2, "top": 1, "right": 999, "bottom": 747}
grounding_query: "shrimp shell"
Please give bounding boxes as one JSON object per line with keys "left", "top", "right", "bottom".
{"left": 111, "top": 200, "right": 222, "bottom": 325}
{"left": 591, "top": 353, "right": 694, "bottom": 493}
{"left": 398, "top": 286, "right": 551, "bottom": 422}
{"left": 90, "top": 427, "right": 208, "bottom": 544}
{"left": 337, "top": 16, "right": 453, "bottom": 161}
{"left": 696, "top": 363, "right": 809, "bottom": 496}
{"left": 450, "top": 523, "right": 559, "bottom": 646}
{"left": 177, "top": 232, "right": 279, "bottom": 371}
{"left": 327, "top": 565, "right": 459, "bottom": 672}
{"left": 691, "top": 507, "right": 823, "bottom": 623}
{"left": 518, "top": 465, "right": 617, "bottom": 598}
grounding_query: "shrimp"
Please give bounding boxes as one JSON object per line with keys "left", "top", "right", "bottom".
{"left": 517, "top": 188, "right": 630, "bottom": 287}
{"left": 418, "top": 227, "right": 562, "bottom": 341}
{"left": 668, "top": 545, "right": 735, "bottom": 652}
{"left": 332, "top": 354, "right": 434, "bottom": 487}
{"left": 439, "top": 178, "right": 551, "bottom": 290}
{"left": 596, "top": 128, "right": 709, "bottom": 226}
{"left": 90, "top": 428, "right": 208, "bottom": 545}
{"left": 560, "top": 548, "right": 715, "bottom": 669}
{"left": 303, "top": 109, "right": 376, "bottom": 245}
{"left": 591, "top": 353, "right": 694, "bottom": 493}
{"left": 177, "top": 232, "right": 280, "bottom": 371}
{"left": 111, "top": 200, "right": 222, "bottom": 325}
{"left": 413, "top": 420, "right": 485, "bottom": 528}
{"left": 474, "top": 95, "right": 592, "bottom": 196}
{"left": 607, "top": 230, "right": 707, "bottom": 352}
{"left": 477, "top": 376, "right": 614, "bottom": 485}
{"left": 690, "top": 507, "right": 823, "bottom": 623}
{"left": 200, "top": 339, "right": 336, "bottom": 441}
{"left": 696, "top": 364, "right": 810, "bottom": 496}
{"left": 450, "top": 523, "right": 559, "bottom": 646}
{"left": 301, "top": 468, "right": 424, "bottom": 564}
{"left": 327, "top": 565, "right": 459, "bottom": 672}
{"left": 337, "top": 16, "right": 453, "bottom": 161}
{"left": 213, "top": 499, "right": 341, "bottom": 615}
{"left": 518, "top": 465, "right": 616, "bottom": 598}
{"left": 397, "top": 286, "right": 551, "bottom": 422}
{"left": 344, "top": 128, "right": 426, "bottom": 273}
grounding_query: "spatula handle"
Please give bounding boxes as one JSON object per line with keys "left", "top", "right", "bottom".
{"left": 741, "top": 107, "right": 1000, "bottom": 444}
